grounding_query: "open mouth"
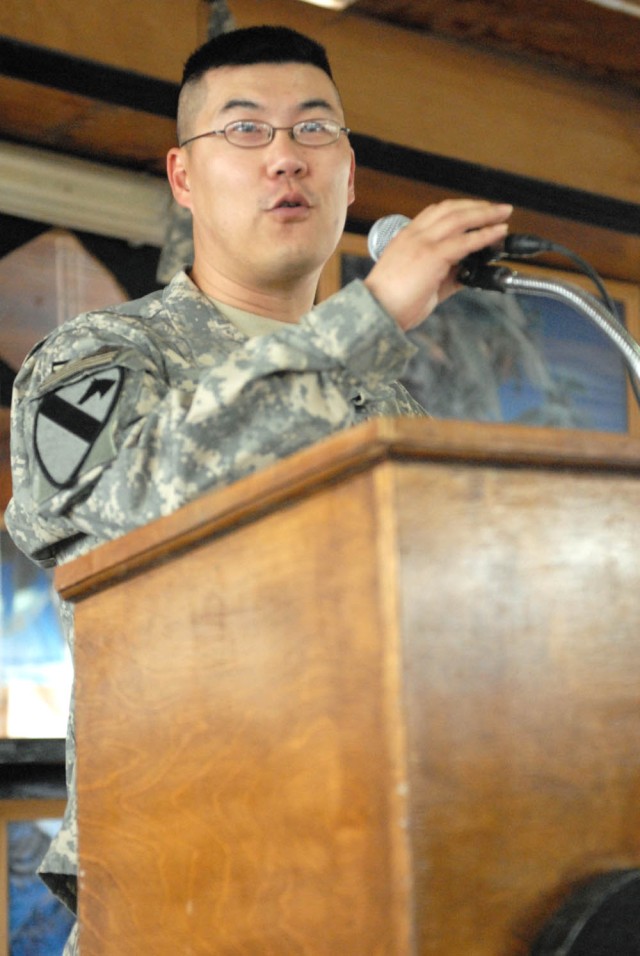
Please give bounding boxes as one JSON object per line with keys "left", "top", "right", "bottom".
{"left": 268, "top": 195, "right": 311, "bottom": 220}
{"left": 272, "top": 194, "right": 309, "bottom": 211}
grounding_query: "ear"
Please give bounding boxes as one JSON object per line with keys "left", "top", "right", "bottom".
{"left": 347, "top": 148, "right": 356, "bottom": 207}
{"left": 166, "top": 147, "right": 193, "bottom": 211}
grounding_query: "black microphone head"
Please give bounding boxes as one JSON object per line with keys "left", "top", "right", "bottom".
{"left": 367, "top": 214, "right": 410, "bottom": 261}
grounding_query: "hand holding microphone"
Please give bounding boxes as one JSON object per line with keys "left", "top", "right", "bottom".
{"left": 369, "top": 213, "right": 506, "bottom": 288}
{"left": 363, "top": 199, "right": 513, "bottom": 332}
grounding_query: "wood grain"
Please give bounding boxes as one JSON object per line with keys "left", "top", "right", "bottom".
{"left": 75, "top": 468, "right": 412, "bottom": 954}
{"left": 354, "top": 0, "right": 640, "bottom": 91}
{"left": 0, "top": 76, "right": 174, "bottom": 176}
{"left": 68, "top": 421, "right": 640, "bottom": 952}
{"left": 395, "top": 460, "right": 640, "bottom": 953}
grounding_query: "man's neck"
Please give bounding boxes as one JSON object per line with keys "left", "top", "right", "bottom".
{"left": 190, "top": 259, "right": 320, "bottom": 324}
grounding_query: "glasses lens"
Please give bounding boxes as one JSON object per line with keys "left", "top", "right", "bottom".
{"left": 293, "top": 120, "right": 341, "bottom": 146}
{"left": 225, "top": 121, "right": 272, "bottom": 147}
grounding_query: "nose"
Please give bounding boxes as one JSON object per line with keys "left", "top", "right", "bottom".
{"left": 265, "top": 128, "right": 308, "bottom": 178}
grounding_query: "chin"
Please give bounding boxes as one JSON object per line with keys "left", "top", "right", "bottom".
{"left": 262, "top": 244, "right": 327, "bottom": 283}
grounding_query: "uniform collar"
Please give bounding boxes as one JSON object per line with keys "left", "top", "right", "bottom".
{"left": 161, "top": 270, "right": 247, "bottom": 345}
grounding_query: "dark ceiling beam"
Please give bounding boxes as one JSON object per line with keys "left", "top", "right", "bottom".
{"left": 351, "top": 134, "right": 640, "bottom": 236}
{"left": 0, "top": 36, "right": 178, "bottom": 118}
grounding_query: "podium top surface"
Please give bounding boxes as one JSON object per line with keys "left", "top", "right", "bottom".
{"left": 55, "top": 417, "right": 640, "bottom": 601}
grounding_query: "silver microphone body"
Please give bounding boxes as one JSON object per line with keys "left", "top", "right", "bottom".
{"left": 367, "top": 214, "right": 410, "bottom": 261}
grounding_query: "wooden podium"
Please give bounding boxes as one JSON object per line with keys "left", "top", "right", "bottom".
{"left": 56, "top": 418, "right": 640, "bottom": 955}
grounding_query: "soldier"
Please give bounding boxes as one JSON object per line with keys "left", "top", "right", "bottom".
{"left": 5, "top": 25, "right": 512, "bottom": 954}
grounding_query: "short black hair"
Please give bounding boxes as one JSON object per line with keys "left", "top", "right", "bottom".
{"left": 181, "top": 25, "right": 334, "bottom": 89}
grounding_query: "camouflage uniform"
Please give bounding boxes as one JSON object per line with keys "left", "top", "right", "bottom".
{"left": 5, "top": 269, "right": 423, "bottom": 947}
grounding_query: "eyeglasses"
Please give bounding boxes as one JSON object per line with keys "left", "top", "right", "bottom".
{"left": 180, "top": 118, "right": 350, "bottom": 149}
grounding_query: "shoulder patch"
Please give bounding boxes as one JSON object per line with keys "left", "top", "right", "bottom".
{"left": 34, "top": 366, "right": 124, "bottom": 488}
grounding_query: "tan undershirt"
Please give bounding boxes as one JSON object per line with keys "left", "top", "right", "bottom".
{"left": 210, "top": 297, "right": 290, "bottom": 338}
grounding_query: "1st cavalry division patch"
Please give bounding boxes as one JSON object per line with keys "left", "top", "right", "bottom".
{"left": 34, "top": 365, "right": 124, "bottom": 488}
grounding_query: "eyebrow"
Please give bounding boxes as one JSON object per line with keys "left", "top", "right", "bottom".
{"left": 299, "top": 98, "right": 337, "bottom": 112}
{"left": 220, "top": 98, "right": 261, "bottom": 113}
{"left": 219, "top": 97, "right": 338, "bottom": 114}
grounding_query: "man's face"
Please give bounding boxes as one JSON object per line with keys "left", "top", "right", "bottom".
{"left": 168, "top": 62, "right": 356, "bottom": 290}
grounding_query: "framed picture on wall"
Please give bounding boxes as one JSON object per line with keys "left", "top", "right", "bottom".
{"left": 317, "top": 233, "right": 640, "bottom": 437}
{"left": 0, "top": 799, "right": 73, "bottom": 956}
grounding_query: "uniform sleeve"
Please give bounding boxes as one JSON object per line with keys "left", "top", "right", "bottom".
{"left": 7, "top": 280, "right": 420, "bottom": 564}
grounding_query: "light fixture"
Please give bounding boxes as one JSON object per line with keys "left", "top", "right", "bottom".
{"left": 295, "top": 0, "right": 358, "bottom": 9}
{"left": 582, "top": 0, "right": 640, "bottom": 15}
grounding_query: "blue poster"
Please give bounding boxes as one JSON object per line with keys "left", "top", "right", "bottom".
{"left": 9, "top": 821, "right": 74, "bottom": 956}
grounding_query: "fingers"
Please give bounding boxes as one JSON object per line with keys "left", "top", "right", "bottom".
{"left": 413, "top": 197, "right": 512, "bottom": 228}
{"left": 404, "top": 199, "right": 512, "bottom": 256}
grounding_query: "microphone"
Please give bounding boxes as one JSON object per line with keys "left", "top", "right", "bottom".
{"left": 367, "top": 214, "right": 562, "bottom": 293}
{"left": 367, "top": 214, "right": 552, "bottom": 263}
{"left": 367, "top": 214, "right": 409, "bottom": 261}
{"left": 367, "top": 213, "right": 509, "bottom": 290}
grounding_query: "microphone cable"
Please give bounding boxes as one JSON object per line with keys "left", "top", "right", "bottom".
{"left": 502, "top": 234, "right": 619, "bottom": 320}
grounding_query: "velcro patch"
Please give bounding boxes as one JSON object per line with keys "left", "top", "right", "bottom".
{"left": 34, "top": 366, "right": 124, "bottom": 488}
